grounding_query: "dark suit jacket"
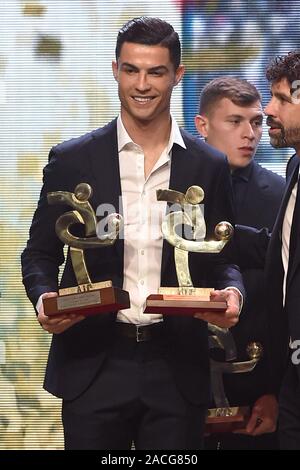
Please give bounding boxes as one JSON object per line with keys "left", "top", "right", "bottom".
{"left": 21, "top": 119, "right": 244, "bottom": 404}
{"left": 222, "top": 161, "right": 285, "bottom": 406}
{"left": 265, "top": 154, "right": 300, "bottom": 392}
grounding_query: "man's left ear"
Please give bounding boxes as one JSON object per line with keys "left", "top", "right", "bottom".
{"left": 112, "top": 60, "right": 118, "bottom": 81}
{"left": 175, "top": 65, "right": 185, "bottom": 86}
{"left": 194, "top": 114, "right": 209, "bottom": 139}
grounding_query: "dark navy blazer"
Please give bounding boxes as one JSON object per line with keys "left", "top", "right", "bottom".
{"left": 21, "top": 120, "right": 244, "bottom": 404}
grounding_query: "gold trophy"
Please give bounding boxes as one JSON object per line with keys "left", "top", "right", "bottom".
{"left": 144, "top": 185, "right": 233, "bottom": 315}
{"left": 206, "top": 339, "right": 263, "bottom": 433}
{"left": 43, "top": 183, "right": 130, "bottom": 316}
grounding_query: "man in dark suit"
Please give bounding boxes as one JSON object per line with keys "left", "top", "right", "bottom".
{"left": 263, "top": 50, "right": 300, "bottom": 449}
{"left": 21, "top": 17, "right": 243, "bottom": 450}
{"left": 195, "top": 76, "right": 284, "bottom": 449}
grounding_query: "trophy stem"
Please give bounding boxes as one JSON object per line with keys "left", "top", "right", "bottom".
{"left": 175, "top": 248, "right": 193, "bottom": 288}
{"left": 70, "top": 247, "right": 92, "bottom": 286}
{"left": 210, "top": 363, "right": 231, "bottom": 409}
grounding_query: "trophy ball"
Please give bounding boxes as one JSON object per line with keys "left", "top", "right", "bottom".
{"left": 74, "top": 183, "right": 92, "bottom": 201}
{"left": 185, "top": 186, "right": 204, "bottom": 205}
{"left": 247, "top": 342, "right": 263, "bottom": 360}
{"left": 215, "top": 221, "right": 234, "bottom": 241}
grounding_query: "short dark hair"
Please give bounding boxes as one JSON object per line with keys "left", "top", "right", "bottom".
{"left": 199, "top": 76, "right": 261, "bottom": 115}
{"left": 266, "top": 50, "right": 300, "bottom": 86}
{"left": 115, "top": 17, "right": 181, "bottom": 70}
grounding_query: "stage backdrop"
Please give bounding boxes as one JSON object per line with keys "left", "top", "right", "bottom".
{"left": 0, "top": 0, "right": 297, "bottom": 449}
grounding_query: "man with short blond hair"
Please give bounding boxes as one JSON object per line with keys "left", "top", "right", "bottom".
{"left": 195, "top": 76, "right": 284, "bottom": 450}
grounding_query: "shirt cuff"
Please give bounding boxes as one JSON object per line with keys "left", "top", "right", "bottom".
{"left": 224, "top": 286, "right": 243, "bottom": 315}
{"left": 36, "top": 294, "right": 44, "bottom": 314}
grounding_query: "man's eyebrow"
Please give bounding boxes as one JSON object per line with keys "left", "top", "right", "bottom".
{"left": 148, "top": 65, "right": 169, "bottom": 73}
{"left": 251, "top": 113, "right": 264, "bottom": 122}
{"left": 272, "top": 90, "right": 292, "bottom": 102}
{"left": 226, "top": 114, "right": 244, "bottom": 119}
{"left": 226, "top": 113, "right": 263, "bottom": 122}
{"left": 120, "top": 63, "right": 169, "bottom": 73}
{"left": 120, "top": 62, "right": 139, "bottom": 70}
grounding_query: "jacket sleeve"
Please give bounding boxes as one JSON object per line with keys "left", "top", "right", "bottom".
{"left": 21, "top": 149, "right": 71, "bottom": 307}
{"left": 204, "top": 157, "right": 245, "bottom": 296}
{"left": 234, "top": 224, "right": 271, "bottom": 269}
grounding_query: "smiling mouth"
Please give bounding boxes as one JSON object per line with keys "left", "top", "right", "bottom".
{"left": 132, "top": 96, "right": 154, "bottom": 103}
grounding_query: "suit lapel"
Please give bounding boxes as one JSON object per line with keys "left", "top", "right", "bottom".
{"left": 266, "top": 160, "right": 298, "bottom": 291}
{"left": 287, "top": 162, "right": 300, "bottom": 286}
{"left": 255, "top": 164, "right": 269, "bottom": 192}
{"left": 88, "top": 119, "right": 124, "bottom": 262}
{"left": 271, "top": 163, "right": 298, "bottom": 246}
{"left": 89, "top": 120, "right": 121, "bottom": 208}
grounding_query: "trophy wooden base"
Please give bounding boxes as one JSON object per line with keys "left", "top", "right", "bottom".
{"left": 43, "top": 281, "right": 130, "bottom": 317}
{"left": 205, "top": 406, "right": 250, "bottom": 434}
{"left": 144, "top": 288, "right": 227, "bottom": 316}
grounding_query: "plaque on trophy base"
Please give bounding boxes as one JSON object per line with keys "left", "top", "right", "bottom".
{"left": 43, "top": 280, "right": 130, "bottom": 317}
{"left": 205, "top": 406, "right": 250, "bottom": 434}
{"left": 144, "top": 287, "right": 227, "bottom": 316}
{"left": 42, "top": 183, "right": 130, "bottom": 317}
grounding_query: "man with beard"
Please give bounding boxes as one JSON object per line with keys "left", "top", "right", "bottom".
{"left": 195, "top": 76, "right": 283, "bottom": 450}
{"left": 264, "top": 50, "right": 300, "bottom": 449}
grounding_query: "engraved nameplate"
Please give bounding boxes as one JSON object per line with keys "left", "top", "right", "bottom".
{"left": 57, "top": 291, "right": 101, "bottom": 310}
{"left": 207, "top": 407, "right": 239, "bottom": 418}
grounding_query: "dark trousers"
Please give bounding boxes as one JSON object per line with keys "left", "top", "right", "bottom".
{"left": 279, "top": 360, "right": 300, "bottom": 450}
{"left": 62, "top": 332, "right": 206, "bottom": 450}
{"left": 204, "top": 432, "right": 278, "bottom": 450}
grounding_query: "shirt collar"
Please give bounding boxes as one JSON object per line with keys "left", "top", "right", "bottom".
{"left": 117, "top": 115, "right": 186, "bottom": 154}
{"left": 232, "top": 160, "right": 254, "bottom": 183}
{"left": 168, "top": 115, "right": 186, "bottom": 152}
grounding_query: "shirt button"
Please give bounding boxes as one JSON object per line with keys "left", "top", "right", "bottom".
{"left": 140, "top": 279, "right": 144, "bottom": 285}
{"left": 141, "top": 250, "right": 144, "bottom": 255}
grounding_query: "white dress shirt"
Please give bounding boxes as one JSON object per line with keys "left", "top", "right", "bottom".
{"left": 37, "top": 117, "right": 241, "bottom": 319}
{"left": 282, "top": 167, "right": 300, "bottom": 306}
{"left": 117, "top": 115, "right": 186, "bottom": 325}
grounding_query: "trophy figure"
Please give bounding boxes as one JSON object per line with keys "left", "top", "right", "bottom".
{"left": 43, "top": 183, "right": 130, "bottom": 316}
{"left": 206, "top": 339, "right": 263, "bottom": 433}
{"left": 144, "top": 185, "right": 234, "bottom": 316}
